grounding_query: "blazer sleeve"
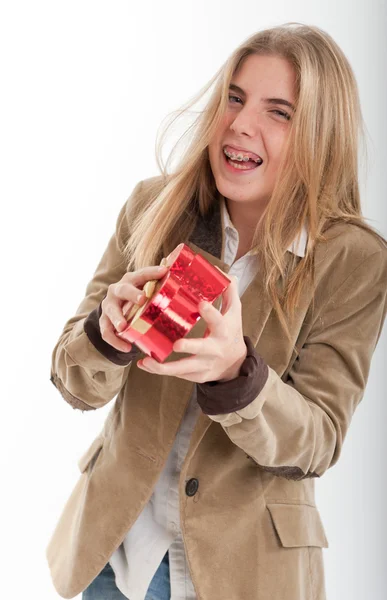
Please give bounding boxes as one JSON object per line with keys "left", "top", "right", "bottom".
{"left": 49, "top": 180, "right": 144, "bottom": 412}
{"left": 196, "top": 248, "right": 387, "bottom": 480}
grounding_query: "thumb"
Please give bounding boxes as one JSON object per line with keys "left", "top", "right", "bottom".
{"left": 220, "top": 274, "right": 239, "bottom": 316}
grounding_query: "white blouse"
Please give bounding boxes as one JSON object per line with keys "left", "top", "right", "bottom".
{"left": 108, "top": 198, "right": 307, "bottom": 600}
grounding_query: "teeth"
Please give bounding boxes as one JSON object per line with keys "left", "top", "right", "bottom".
{"left": 223, "top": 148, "right": 262, "bottom": 164}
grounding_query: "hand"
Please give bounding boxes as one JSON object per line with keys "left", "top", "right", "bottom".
{"left": 99, "top": 265, "right": 168, "bottom": 353}
{"left": 137, "top": 272, "right": 247, "bottom": 383}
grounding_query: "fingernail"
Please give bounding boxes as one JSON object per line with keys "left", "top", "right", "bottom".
{"left": 137, "top": 293, "right": 145, "bottom": 302}
{"left": 157, "top": 265, "right": 167, "bottom": 271}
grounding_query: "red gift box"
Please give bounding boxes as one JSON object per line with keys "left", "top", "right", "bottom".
{"left": 116, "top": 243, "right": 231, "bottom": 363}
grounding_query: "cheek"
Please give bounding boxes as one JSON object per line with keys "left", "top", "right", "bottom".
{"left": 209, "top": 120, "right": 229, "bottom": 162}
{"left": 208, "top": 143, "right": 218, "bottom": 168}
{"left": 265, "top": 127, "right": 289, "bottom": 164}
{"left": 216, "top": 114, "right": 234, "bottom": 138}
{"left": 208, "top": 125, "right": 225, "bottom": 156}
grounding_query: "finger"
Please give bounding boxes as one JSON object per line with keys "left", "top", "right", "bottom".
{"left": 123, "top": 264, "right": 168, "bottom": 287}
{"left": 102, "top": 296, "right": 144, "bottom": 332}
{"left": 139, "top": 355, "right": 205, "bottom": 378}
{"left": 99, "top": 314, "right": 133, "bottom": 352}
{"left": 173, "top": 336, "right": 214, "bottom": 356}
{"left": 113, "top": 282, "right": 148, "bottom": 305}
{"left": 114, "top": 266, "right": 168, "bottom": 315}
{"left": 197, "top": 300, "right": 224, "bottom": 334}
{"left": 213, "top": 268, "right": 238, "bottom": 315}
{"left": 219, "top": 274, "right": 240, "bottom": 316}
{"left": 138, "top": 360, "right": 206, "bottom": 383}
{"left": 140, "top": 366, "right": 208, "bottom": 383}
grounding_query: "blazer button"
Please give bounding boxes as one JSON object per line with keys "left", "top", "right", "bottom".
{"left": 185, "top": 478, "right": 199, "bottom": 496}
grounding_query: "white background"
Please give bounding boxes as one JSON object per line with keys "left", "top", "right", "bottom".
{"left": 0, "top": 1, "right": 386, "bottom": 598}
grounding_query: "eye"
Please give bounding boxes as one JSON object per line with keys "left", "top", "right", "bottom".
{"left": 228, "top": 94, "right": 242, "bottom": 104}
{"left": 272, "top": 109, "right": 291, "bottom": 121}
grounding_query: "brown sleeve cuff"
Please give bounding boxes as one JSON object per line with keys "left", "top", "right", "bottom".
{"left": 196, "top": 336, "right": 269, "bottom": 415}
{"left": 83, "top": 298, "right": 143, "bottom": 366}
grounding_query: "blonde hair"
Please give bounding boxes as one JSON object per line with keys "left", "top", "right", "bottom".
{"left": 123, "top": 22, "right": 386, "bottom": 344}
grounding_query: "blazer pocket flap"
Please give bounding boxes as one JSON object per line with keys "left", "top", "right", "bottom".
{"left": 77, "top": 434, "right": 105, "bottom": 473}
{"left": 267, "top": 503, "right": 329, "bottom": 548}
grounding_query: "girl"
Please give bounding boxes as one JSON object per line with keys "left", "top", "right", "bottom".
{"left": 47, "top": 23, "right": 387, "bottom": 600}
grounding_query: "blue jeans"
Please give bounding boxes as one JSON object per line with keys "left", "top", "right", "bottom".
{"left": 82, "top": 550, "right": 170, "bottom": 600}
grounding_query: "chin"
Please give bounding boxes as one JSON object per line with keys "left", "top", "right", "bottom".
{"left": 214, "top": 176, "right": 260, "bottom": 201}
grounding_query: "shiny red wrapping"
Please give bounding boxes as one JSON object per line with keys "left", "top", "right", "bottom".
{"left": 116, "top": 243, "right": 231, "bottom": 362}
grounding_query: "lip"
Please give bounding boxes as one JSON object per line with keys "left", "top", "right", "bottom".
{"left": 222, "top": 149, "right": 261, "bottom": 174}
{"left": 223, "top": 144, "right": 262, "bottom": 162}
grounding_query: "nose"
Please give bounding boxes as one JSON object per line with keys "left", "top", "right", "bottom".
{"left": 230, "top": 107, "right": 263, "bottom": 137}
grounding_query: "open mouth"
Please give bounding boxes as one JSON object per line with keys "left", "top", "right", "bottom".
{"left": 222, "top": 147, "right": 263, "bottom": 173}
{"left": 222, "top": 151, "right": 263, "bottom": 173}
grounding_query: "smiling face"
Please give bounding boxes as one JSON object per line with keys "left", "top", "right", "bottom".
{"left": 208, "top": 53, "right": 296, "bottom": 214}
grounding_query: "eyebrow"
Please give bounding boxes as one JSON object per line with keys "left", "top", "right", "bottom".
{"left": 229, "top": 83, "right": 295, "bottom": 111}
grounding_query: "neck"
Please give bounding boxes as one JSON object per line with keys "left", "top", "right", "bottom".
{"left": 225, "top": 197, "right": 266, "bottom": 244}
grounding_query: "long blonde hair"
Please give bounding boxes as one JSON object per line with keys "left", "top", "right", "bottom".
{"left": 123, "top": 22, "right": 386, "bottom": 344}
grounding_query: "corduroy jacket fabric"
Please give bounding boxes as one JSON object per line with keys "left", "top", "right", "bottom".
{"left": 47, "top": 175, "right": 387, "bottom": 600}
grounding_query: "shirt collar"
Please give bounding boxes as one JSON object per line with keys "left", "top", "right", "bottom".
{"left": 220, "top": 196, "right": 307, "bottom": 258}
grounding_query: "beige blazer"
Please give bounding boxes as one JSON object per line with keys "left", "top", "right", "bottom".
{"left": 46, "top": 175, "right": 387, "bottom": 599}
